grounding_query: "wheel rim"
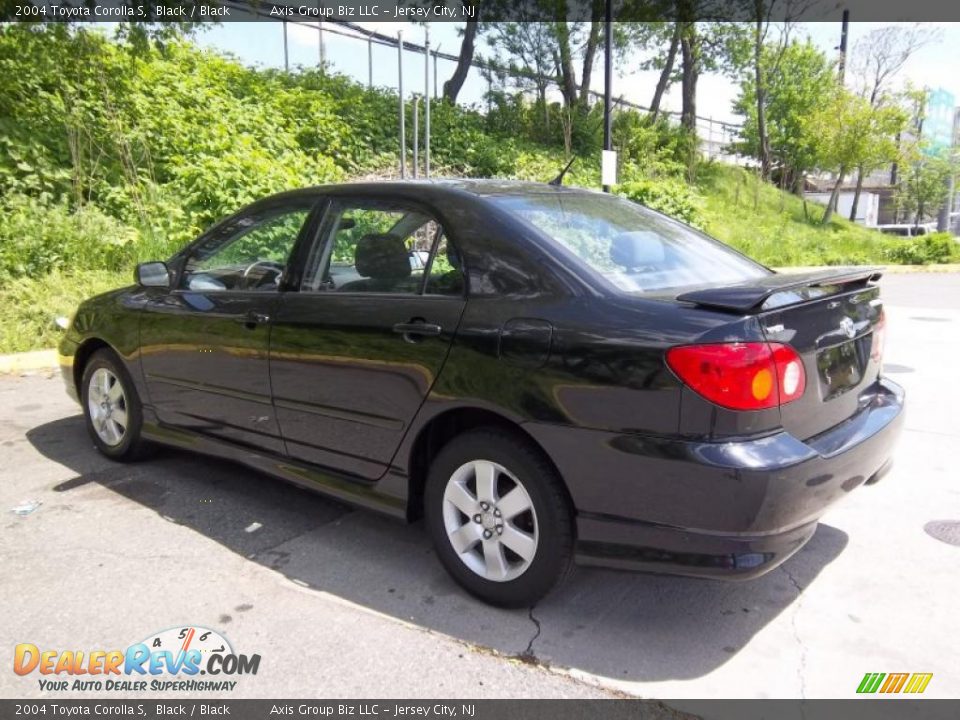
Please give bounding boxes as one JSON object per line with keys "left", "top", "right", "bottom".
{"left": 442, "top": 459, "right": 539, "bottom": 583}
{"left": 87, "top": 367, "right": 128, "bottom": 447}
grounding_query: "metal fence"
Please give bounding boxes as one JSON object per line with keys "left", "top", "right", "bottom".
{"left": 219, "top": 2, "right": 748, "bottom": 175}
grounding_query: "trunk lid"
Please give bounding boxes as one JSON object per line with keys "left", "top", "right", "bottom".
{"left": 678, "top": 268, "right": 885, "bottom": 440}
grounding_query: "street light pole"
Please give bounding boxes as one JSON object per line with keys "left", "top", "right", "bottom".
{"left": 602, "top": 0, "right": 613, "bottom": 192}
{"left": 838, "top": 9, "right": 850, "bottom": 85}
{"left": 425, "top": 25, "right": 431, "bottom": 179}
{"left": 398, "top": 30, "right": 406, "bottom": 179}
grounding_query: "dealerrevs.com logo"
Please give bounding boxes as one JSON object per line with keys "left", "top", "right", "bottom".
{"left": 14, "top": 626, "right": 260, "bottom": 693}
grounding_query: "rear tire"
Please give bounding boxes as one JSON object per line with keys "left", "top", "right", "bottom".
{"left": 425, "top": 428, "right": 573, "bottom": 607}
{"left": 80, "top": 348, "right": 148, "bottom": 461}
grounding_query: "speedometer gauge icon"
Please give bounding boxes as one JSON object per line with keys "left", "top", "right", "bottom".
{"left": 139, "top": 626, "right": 233, "bottom": 661}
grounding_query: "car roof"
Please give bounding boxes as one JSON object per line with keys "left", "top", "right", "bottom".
{"left": 266, "top": 178, "right": 602, "bottom": 204}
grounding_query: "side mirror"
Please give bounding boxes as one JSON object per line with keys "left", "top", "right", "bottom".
{"left": 136, "top": 261, "right": 170, "bottom": 288}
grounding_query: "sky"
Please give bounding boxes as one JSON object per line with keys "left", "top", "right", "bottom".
{"left": 193, "top": 21, "right": 960, "bottom": 130}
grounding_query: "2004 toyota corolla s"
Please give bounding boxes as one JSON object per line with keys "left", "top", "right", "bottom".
{"left": 58, "top": 180, "right": 904, "bottom": 606}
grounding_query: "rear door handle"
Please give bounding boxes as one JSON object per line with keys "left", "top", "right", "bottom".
{"left": 392, "top": 321, "right": 442, "bottom": 338}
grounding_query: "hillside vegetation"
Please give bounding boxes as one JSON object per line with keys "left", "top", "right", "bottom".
{"left": 0, "top": 25, "right": 955, "bottom": 353}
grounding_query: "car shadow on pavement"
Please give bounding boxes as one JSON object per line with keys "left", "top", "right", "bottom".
{"left": 28, "top": 414, "right": 849, "bottom": 684}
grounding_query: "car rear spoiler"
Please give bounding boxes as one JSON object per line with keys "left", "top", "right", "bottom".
{"left": 675, "top": 267, "right": 884, "bottom": 313}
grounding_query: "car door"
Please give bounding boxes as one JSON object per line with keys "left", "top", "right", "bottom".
{"left": 269, "top": 197, "right": 467, "bottom": 480}
{"left": 139, "top": 196, "right": 320, "bottom": 453}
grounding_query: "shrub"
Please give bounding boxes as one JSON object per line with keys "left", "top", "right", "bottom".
{"left": 882, "top": 232, "right": 959, "bottom": 265}
{"left": 0, "top": 194, "right": 138, "bottom": 284}
{"left": 613, "top": 112, "right": 694, "bottom": 179}
{"left": 618, "top": 177, "right": 702, "bottom": 227}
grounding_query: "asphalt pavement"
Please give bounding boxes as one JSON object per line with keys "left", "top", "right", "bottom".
{"left": 1, "top": 272, "right": 958, "bottom": 700}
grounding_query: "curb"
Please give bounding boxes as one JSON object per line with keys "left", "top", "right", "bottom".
{"left": 0, "top": 349, "right": 59, "bottom": 375}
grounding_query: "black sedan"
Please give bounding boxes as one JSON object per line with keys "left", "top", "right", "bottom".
{"left": 59, "top": 180, "right": 904, "bottom": 606}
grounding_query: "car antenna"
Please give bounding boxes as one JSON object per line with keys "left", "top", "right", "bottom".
{"left": 548, "top": 157, "right": 576, "bottom": 186}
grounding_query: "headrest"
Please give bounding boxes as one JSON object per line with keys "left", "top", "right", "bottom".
{"left": 355, "top": 234, "right": 411, "bottom": 280}
{"left": 610, "top": 231, "right": 665, "bottom": 269}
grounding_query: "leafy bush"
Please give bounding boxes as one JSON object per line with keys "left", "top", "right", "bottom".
{"left": 485, "top": 91, "right": 543, "bottom": 142}
{"left": 617, "top": 177, "right": 702, "bottom": 226}
{"left": 0, "top": 195, "right": 138, "bottom": 282}
{"left": 882, "top": 232, "right": 959, "bottom": 265}
{"left": 613, "top": 112, "right": 695, "bottom": 179}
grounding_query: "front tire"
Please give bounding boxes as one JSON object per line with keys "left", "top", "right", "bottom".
{"left": 425, "top": 428, "right": 573, "bottom": 607}
{"left": 81, "top": 348, "right": 147, "bottom": 461}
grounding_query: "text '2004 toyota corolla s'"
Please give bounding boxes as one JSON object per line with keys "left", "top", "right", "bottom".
{"left": 59, "top": 180, "right": 904, "bottom": 606}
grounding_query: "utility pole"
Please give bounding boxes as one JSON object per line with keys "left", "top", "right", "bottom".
{"left": 368, "top": 36, "right": 373, "bottom": 88}
{"left": 425, "top": 25, "right": 431, "bottom": 179}
{"left": 398, "top": 30, "right": 406, "bottom": 179}
{"left": 838, "top": 9, "right": 850, "bottom": 84}
{"left": 602, "top": 0, "right": 614, "bottom": 192}
{"left": 282, "top": 21, "right": 289, "bottom": 72}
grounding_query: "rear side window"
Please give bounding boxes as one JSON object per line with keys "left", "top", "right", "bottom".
{"left": 491, "top": 192, "right": 769, "bottom": 293}
{"left": 424, "top": 233, "right": 465, "bottom": 296}
{"left": 300, "top": 200, "right": 462, "bottom": 296}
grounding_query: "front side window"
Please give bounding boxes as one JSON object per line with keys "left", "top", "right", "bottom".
{"left": 302, "top": 200, "right": 462, "bottom": 296}
{"left": 490, "top": 192, "right": 769, "bottom": 293}
{"left": 181, "top": 204, "right": 313, "bottom": 292}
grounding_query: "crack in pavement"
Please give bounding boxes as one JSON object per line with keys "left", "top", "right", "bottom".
{"left": 781, "top": 563, "right": 808, "bottom": 705}
{"left": 519, "top": 604, "right": 542, "bottom": 663}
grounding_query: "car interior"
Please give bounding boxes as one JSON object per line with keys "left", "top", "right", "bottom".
{"left": 318, "top": 207, "right": 464, "bottom": 296}
{"left": 178, "top": 202, "right": 466, "bottom": 297}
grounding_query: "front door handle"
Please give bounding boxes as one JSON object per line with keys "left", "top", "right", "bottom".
{"left": 242, "top": 311, "right": 271, "bottom": 329}
{"left": 393, "top": 320, "right": 442, "bottom": 340}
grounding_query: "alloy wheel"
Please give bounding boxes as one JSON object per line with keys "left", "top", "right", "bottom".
{"left": 87, "top": 367, "right": 128, "bottom": 447}
{"left": 441, "top": 459, "right": 539, "bottom": 582}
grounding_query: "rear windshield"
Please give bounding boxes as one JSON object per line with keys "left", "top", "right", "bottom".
{"left": 491, "top": 192, "right": 770, "bottom": 293}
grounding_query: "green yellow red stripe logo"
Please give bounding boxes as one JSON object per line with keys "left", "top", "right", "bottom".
{"left": 857, "top": 672, "right": 933, "bottom": 694}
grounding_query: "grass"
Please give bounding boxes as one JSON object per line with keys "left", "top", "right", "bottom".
{"left": 696, "top": 164, "right": 893, "bottom": 267}
{"left": 0, "top": 269, "right": 127, "bottom": 354}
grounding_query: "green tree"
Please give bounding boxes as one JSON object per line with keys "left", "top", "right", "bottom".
{"left": 846, "top": 24, "right": 935, "bottom": 221}
{"left": 896, "top": 146, "right": 956, "bottom": 227}
{"left": 733, "top": 40, "right": 837, "bottom": 193}
{"left": 808, "top": 88, "right": 907, "bottom": 225}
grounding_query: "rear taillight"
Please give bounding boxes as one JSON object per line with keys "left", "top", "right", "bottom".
{"left": 871, "top": 309, "right": 886, "bottom": 364}
{"left": 666, "top": 342, "right": 806, "bottom": 411}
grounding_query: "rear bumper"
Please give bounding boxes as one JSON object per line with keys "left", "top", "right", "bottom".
{"left": 525, "top": 377, "right": 905, "bottom": 579}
